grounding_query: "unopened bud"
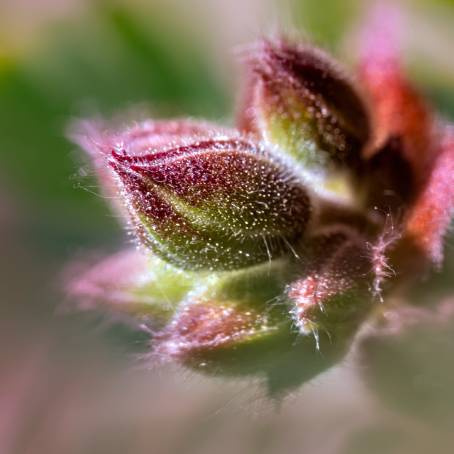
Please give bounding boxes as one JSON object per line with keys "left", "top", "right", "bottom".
{"left": 110, "top": 137, "right": 311, "bottom": 271}
{"left": 288, "top": 227, "right": 373, "bottom": 345}
{"left": 153, "top": 259, "right": 352, "bottom": 395}
{"left": 244, "top": 39, "right": 370, "bottom": 199}
{"left": 66, "top": 249, "right": 196, "bottom": 328}
{"left": 69, "top": 118, "right": 232, "bottom": 217}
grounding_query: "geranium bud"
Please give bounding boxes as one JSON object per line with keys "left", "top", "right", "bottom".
{"left": 109, "top": 137, "right": 311, "bottom": 271}
{"left": 401, "top": 126, "right": 454, "bottom": 266}
{"left": 65, "top": 249, "right": 196, "bottom": 329}
{"left": 70, "top": 118, "right": 232, "bottom": 218}
{"left": 155, "top": 299, "right": 280, "bottom": 361}
{"left": 153, "top": 260, "right": 346, "bottom": 394}
{"left": 356, "top": 4, "right": 453, "bottom": 270}
{"left": 244, "top": 39, "right": 370, "bottom": 199}
{"left": 288, "top": 227, "right": 373, "bottom": 345}
{"left": 357, "top": 3, "right": 434, "bottom": 186}
{"left": 153, "top": 259, "right": 289, "bottom": 367}
{"left": 65, "top": 14, "right": 454, "bottom": 396}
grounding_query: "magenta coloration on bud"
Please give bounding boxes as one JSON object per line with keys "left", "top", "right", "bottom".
{"left": 70, "top": 118, "right": 234, "bottom": 217}
{"left": 243, "top": 39, "right": 370, "bottom": 197}
{"left": 402, "top": 126, "right": 454, "bottom": 266}
{"left": 288, "top": 227, "right": 373, "bottom": 342}
{"left": 65, "top": 249, "right": 197, "bottom": 328}
{"left": 66, "top": 249, "right": 150, "bottom": 312}
{"left": 109, "top": 137, "right": 311, "bottom": 270}
{"left": 71, "top": 118, "right": 233, "bottom": 159}
{"left": 154, "top": 299, "right": 277, "bottom": 360}
{"left": 357, "top": 3, "right": 434, "bottom": 186}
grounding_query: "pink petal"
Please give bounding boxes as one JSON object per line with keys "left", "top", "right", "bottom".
{"left": 65, "top": 249, "right": 152, "bottom": 311}
{"left": 404, "top": 126, "right": 454, "bottom": 265}
{"left": 357, "top": 3, "right": 434, "bottom": 187}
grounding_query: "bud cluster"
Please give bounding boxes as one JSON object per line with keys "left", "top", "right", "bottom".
{"left": 68, "top": 4, "right": 454, "bottom": 393}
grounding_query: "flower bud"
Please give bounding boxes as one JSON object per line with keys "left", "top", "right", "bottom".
{"left": 153, "top": 260, "right": 290, "bottom": 368}
{"left": 69, "top": 118, "right": 232, "bottom": 217}
{"left": 288, "top": 227, "right": 373, "bottom": 344}
{"left": 244, "top": 39, "right": 370, "bottom": 199}
{"left": 110, "top": 137, "right": 311, "bottom": 271}
{"left": 153, "top": 260, "right": 348, "bottom": 395}
{"left": 402, "top": 126, "right": 454, "bottom": 266}
{"left": 356, "top": 4, "right": 454, "bottom": 269}
{"left": 65, "top": 249, "right": 196, "bottom": 329}
{"left": 155, "top": 299, "right": 281, "bottom": 362}
{"left": 357, "top": 3, "right": 433, "bottom": 186}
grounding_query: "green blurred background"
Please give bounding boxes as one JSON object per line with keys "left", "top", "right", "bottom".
{"left": 1, "top": 0, "right": 454, "bottom": 453}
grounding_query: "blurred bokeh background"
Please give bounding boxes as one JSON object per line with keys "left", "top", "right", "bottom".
{"left": 1, "top": 0, "right": 454, "bottom": 453}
